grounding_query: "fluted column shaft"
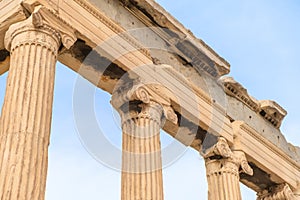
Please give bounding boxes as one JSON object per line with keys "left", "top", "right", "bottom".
{"left": 205, "top": 157, "right": 241, "bottom": 200}
{"left": 120, "top": 102, "right": 164, "bottom": 200}
{"left": 0, "top": 18, "right": 60, "bottom": 200}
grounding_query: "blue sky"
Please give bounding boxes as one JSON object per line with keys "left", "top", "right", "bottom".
{"left": 1, "top": 0, "right": 300, "bottom": 199}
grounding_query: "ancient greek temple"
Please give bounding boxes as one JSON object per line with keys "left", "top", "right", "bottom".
{"left": 0, "top": 0, "right": 300, "bottom": 199}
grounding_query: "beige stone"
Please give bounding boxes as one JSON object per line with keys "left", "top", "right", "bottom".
{"left": 0, "top": 0, "right": 299, "bottom": 199}
{"left": 0, "top": 6, "right": 76, "bottom": 200}
{"left": 257, "top": 183, "right": 300, "bottom": 200}
{"left": 202, "top": 137, "right": 253, "bottom": 200}
{"left": 120, "top": 102, "right": 164, "bottom": 200}
{"left": 0, "top": 20, "right": 58, "bottom": 200}
{"left": 111, "top": 84, "right": 178, "bottom": 200}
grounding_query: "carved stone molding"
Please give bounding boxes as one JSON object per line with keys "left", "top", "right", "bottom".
{"left": 111, "top": 83, "right": 178, "bottom": 125}
{"left": 71, "top": 0, "right": 151, "bottom": 58}
{"left": 5, "top": 21, "right": 60, "bottom": 56}
{"left": 219, "top": 76, "right": 260, "bottom": 112}
{"left": 231, "top": 121, "right": 300, "bottom": 192}
{"left": 219, "top": 76, "right": 287, "bottom": 129}
{"left": 203, "top": 137, "right": 253, "bottom": 200}
{"left": 122, "top": 0, "right": 230, "bottom": 76}
{"left": 234, "top": 150, "right": 254, "bottom": 176}
{"left": 202, "top": 137, "right": 233, "bottom": 158}
{"left": 259, "top": 100, "right": 287, "bottom": 128}
{"left": 257, "top": 183, "right": 300, "bottom": 200}
{"left": 202, "top": 137, "right": 254, "bottom": 176}
{"left": 5, "top": 5, "right": 76, "bottom": 52}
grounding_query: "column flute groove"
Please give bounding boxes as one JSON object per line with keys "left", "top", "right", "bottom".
{"left": 120, "top": 102, "right": 164, "bottom": 200}
{"left": 0, "top": 21, "right": 59, "bottom": 200}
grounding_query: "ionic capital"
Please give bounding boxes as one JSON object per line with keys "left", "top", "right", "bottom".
{"left": 5, "top": 5, "right": 76, "bottom": 52}
{"left": 257, "top": 183, "right": 300, "bottom": 200}
{"left": 202, "top": 137, "right": 233, "bottom": 158}
{"left": 202, "top": 137, "right": 253, "bottom": 176}
{"left": 233, "top": 150, "right": 254, "bottom": 176}
{"left": 111, "top": 83, "right": 178, "bottom": 124}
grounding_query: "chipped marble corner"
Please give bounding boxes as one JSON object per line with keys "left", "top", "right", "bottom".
{"left": 21, "top": 0, "right": 62, "bottom": 20}
{"left": 259, "top": 100, "right": 287, "bottom": 128}
{"left": 233, "top": 150, "right": 254, "bottom": 176}
{"left": 257, "top": 183, "right": 300, "bottom": 200}
{"left": 111, "top": 82, "right": 178, "bottom": 124}
{"left": 21, "top": 0, "right": 56, "bottom": 13}
{"left": 219, "top": 76, "right": 287, "bottom": 129}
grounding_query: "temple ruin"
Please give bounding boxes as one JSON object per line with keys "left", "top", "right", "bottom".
{"left": 0, "top": 0, "right": 299, "bottom": 199}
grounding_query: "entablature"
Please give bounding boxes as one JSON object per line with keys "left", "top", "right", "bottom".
{"left": 118, "top": 0, "right": 230, "bottom": 77}
{"left": 220, "top": 76, "right": 287, "bottom": 129}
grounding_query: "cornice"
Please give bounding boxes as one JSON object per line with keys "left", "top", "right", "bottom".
{"left": 259, "top": 100, "right": 287, "bottom": 128}
{"left": 121, "top": 0, "right": 231, "bottom": 77}
{"left": 219, "top": 76, "right": 260, "bottom": 112}
{"left": 219, "top": 76, "right": 287, "bottom": 129}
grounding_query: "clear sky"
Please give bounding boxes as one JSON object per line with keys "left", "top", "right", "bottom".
{"left": 0, "top": 0, "right": 300, "bottom": 199}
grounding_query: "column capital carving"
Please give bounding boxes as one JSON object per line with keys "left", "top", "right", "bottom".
{"left": 257, "top": 183, "right": 300, "bottom": 200}
{"left": 5, "top": 5, "right": 76, "bottom": 52}
{"left": 111, "top": 83, "right": 178, "bottom": 124}
{"left": 202, "top": 137, "right": 233, "bottom": 158}
{"left": 202, "top": 137, "right": 254, "bottom": 176}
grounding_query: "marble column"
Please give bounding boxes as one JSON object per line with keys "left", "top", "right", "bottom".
{"left": 111, "top": 84, "right": 178, "bottom": 200}
{"left": 121, "top": 102, "right": 164, "bottom": 200}
{"left": 203, "top": 137, "right": 253, "bottom": 200}
{"left": 0, "top": 7, "right": 76, "bottom": 200}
